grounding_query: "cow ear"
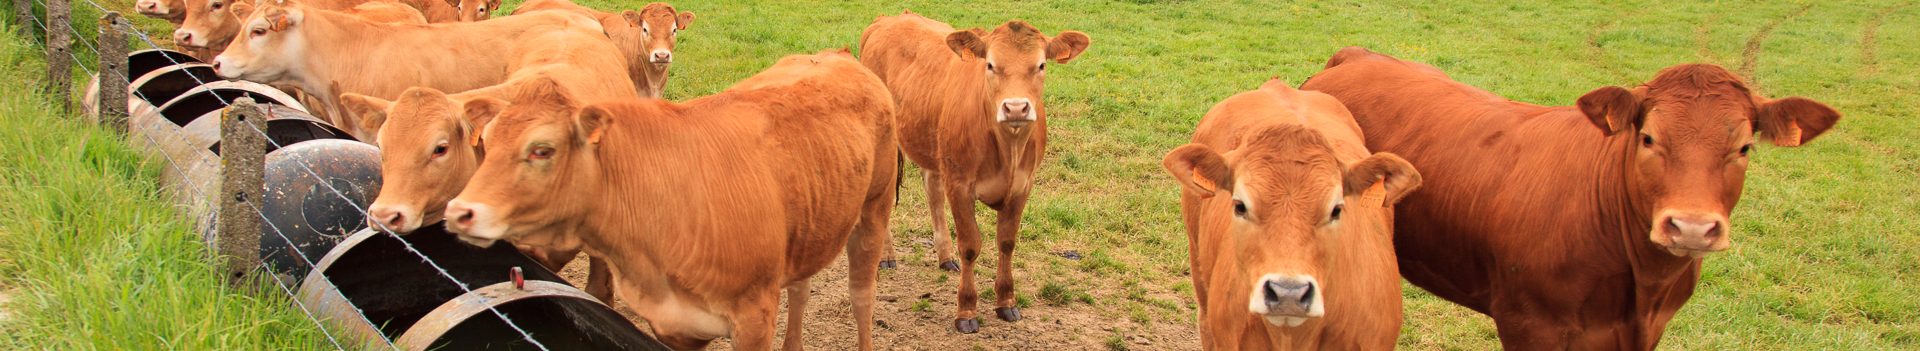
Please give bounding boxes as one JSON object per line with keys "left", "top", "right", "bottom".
{"left": 1753, "top": 96, "right": 1839, "bottom": 147}
{"left": 486, "top": 0, "right": 500, "bottom": 11}
{"left": 621, "top": 10, "right": 641, "bottom": 26}
{"left": 338, "top": 93, "right": 392, "bottom": 137}
{"left": 228, "top": 1, "right": 254, "bottom": 19}
{"left": 462, "top": 97, "right": 507, "bottom": 147}
{"left": 575, "top": 105, "right": 613, "bottom": 145}
{"left": 1046, "top": 31, "right": 1091, "bottom": 64}
{"left": 676, "top": 11, "right": 694, "bottom": 30}
{"left": 945, "top": 30, "right": 986, "bottom": 59}
{"left": 1162, "top": 144, "right": 1233, "bottom": 198}
{"left": 1576, "top": 86, "right": 1644, "bottom": 135}
{"left": 1343, "top": 153, "right": 1422, "bottom": 207}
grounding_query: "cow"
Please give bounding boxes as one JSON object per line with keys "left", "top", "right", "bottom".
{"left": 511, "top": 0, "right": 693, "bottom": 98}
{"left": 1300, "top": 47, "right": 1841, "bottom": 349}
{"left": 1164, "top": 79, "right": 1417, "bottom": 350}
{"left": 857, "top": 11, "right": 1090, "bottom": 333}
{"left": 452, "top": 0, "right": 497, "bottom": 21}
{"left": 212, "top": 0, "right": 600, "bottom": 139}
{"left": 135, "top": 0, "right": 185, "bottom": 24}
{"left": 440, "top": 49, "right": 897, "bottom": 350}
{"left": 170, "top": 0, "right": 436, "bottom": 60}
{"left": 336, "top": 26, "right": 636, "bottom": 303}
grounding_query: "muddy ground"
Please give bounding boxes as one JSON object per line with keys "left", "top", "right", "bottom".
{"left": 556, "top": 247, "right": 1201, "bottom": 350}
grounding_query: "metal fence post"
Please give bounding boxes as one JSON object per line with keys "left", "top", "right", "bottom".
{"left": 43, "top": 0, "right": 70, "bottom": 112}
{"left": 97, "top": 12, "right": 129, "bottom": 132}
{"left": 219, "top": 97, "right": 267, "bottom": 280}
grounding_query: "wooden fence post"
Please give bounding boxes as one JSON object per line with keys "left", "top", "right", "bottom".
{"left": 97, "top": 12, "right": 129, "bottom": 132}
{"left": 43, "top": 0, "right": 70, "bottom": 112}
{"left": 219, "top": 97, "right": 268, "bottom": 280}
{"left": 11, "top": 0, "right": 30, "bottom": 36}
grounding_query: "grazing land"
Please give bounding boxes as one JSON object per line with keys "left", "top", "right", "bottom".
{"left": 6, "top": 0, "right": 1918, "bottom": 349}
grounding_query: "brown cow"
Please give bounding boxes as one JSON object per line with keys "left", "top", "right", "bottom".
{"left": 337, "top": 25, "right": 635, "bottom": 302}
{"left": 170, "top": 0, "right": 436, "bottom": 60}
{"left": 511, "top": 0, "right": 693, "bottom": 98}
{"left": 212, "top": 1, "right": 599, "bottom": 139}
{"left": 451, "top": 0, "right": 497, "bottom": 21}
{"left": 136, "top": 0, "right": 185, "bottom": 24}
{"left": 1300, "top": 47, "right": 1841, "bottom": 349}
{"left": 1165, "top": 79, "right": 1416, "bottom": 350}
{"left": 858, "top": 11, "right": 1089, "bottom": 333}
{"left": 442, "top": 50, "right": 896, "bottom": 350}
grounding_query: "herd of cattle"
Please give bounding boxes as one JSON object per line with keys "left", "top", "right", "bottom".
{"left": 130, "top": 0, "right": 1842, "bottom": 349}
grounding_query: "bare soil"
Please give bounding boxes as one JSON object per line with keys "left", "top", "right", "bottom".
{"left": 556, "top": 247, "right": 1201, "bottom": 350}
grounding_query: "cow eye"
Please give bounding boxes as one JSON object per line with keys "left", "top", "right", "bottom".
{"left": 1038, "top": 62, "right": 1046, "bottom": 71}
{"left": 1232, "top": 200, "right": 1248, "bottom": 217}
{"left": 528, "top": 146, "right": 555, "bottom": 160}
{"left": 1738, "top": 143, "right": 1753, "bottom": 157}
{"left": 985, "top": 62, "right": 996, "bottom": 73}
{"left": 1640, "top": 134, "right": 1655, "bottom": 147}
{"left": 210, "top": 1, "right": 222, "bottom": 9}
{"left": 250, "top": 28, "right": 267, "bottom": 37}
{"left": 431, "top": 142, "right": 449, "bottom": 157}
{"left": 1329, "top": 203, "right": 1344, "bottom": 222}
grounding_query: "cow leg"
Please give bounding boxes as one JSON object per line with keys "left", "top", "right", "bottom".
{"left": 844, "top": 178, "right": 894, "bottom": 351}
{"left": 924, "top": 171, "right": 958, "bottom": 271}
{"left": 780, "top": 279, "right": 809, "bottom": 351}
{"left": 990, "top": 195, "right": 1028, "bottom": 322}
{"left": 945, "top": 183, "right": 985, "bottom": 333}
{"left": 730, "top": 289, "right": 782, "bottom": 351}
{"left": 585, "top": 257, "right": 614, "bottom": 303}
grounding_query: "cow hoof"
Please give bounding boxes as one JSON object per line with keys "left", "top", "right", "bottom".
{"left": 939, "top": 260, "right": 960, "bottom": 271}
{"left": 995, "top": 307, "right": 1022, "bottom": 322}
{"left": 878, "top": 260, "right": 897, "bottom": 269}
{"left": 954, "top": 319, "right": 980, "bottom": 334}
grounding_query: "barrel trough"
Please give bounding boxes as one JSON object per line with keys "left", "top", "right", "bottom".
{"left": 115, "top": 49, "right": 665, "bottom": 350}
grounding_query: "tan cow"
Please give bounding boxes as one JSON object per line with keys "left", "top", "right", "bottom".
{"left": 857, "top": 11, "right": 1089, "bottom": 333}
{"left": 136, "top": 0, "right": 185, "bottom": 24}
{"left": 451, "top": 0, "right": 497, "bottom": 21}
{"left": 442, "top": 49, "right": 896, "bottom": 351}
{"left": 511, "top": 0, "right": 693, "bottom": 98}
{"left": 170, "top": 0, "right": 434, "bottom": 60}
{"left": 212, "top": 1, "right": 599, "bottom": 139}
{"left": 1165, "top": 79, "right": 1417, "bottom": 349}
{"left": 337, "top": 26, "right": 635, "bottom": 302}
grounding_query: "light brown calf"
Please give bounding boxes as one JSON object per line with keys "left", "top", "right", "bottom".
{"left": 212, "top": 1, "right": 599, "bottom": 139}
{"left": 442, "top": 50, "right": 896, "bottom": 350}
{"left": 858, "top": 11, "right": 1089, "bottom": 333}
{"left": 337, "top": 26, "right": 635, "bottom": 302}
{"left": 1165, "top": 79, "right": 1416, "bottom": 349}
{"left": 511, "top": 0, "right": 693, "bottom": 98}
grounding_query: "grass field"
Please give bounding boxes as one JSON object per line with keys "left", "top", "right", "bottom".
{"left": 6, "top": 0, "right": 1919, "bottom": 349}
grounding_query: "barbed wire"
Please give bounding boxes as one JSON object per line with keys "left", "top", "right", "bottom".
{"left": 17, "top": 4, "right": 556, "bottom": 350}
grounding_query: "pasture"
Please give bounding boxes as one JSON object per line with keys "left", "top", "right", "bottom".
{"left": 3, "top": 0, "right": 1917, "bottom": 349}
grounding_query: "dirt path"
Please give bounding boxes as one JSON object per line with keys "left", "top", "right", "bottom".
{"left": 556, "top": 249, "right": 1201, "bottom": 350}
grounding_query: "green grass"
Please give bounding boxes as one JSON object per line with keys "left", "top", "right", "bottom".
{"left": 0, "top": 19, "right": 334, "bottom": 350}
{"left": 3, "top": 0, "right": 1916, "bottom": 349}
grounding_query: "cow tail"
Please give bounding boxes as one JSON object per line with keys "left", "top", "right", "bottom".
{"left": 893, "top": 151, "right": 904, "bottom": 205}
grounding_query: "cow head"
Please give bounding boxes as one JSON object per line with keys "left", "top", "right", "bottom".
{"left": 443, "top": 78, "right": 599, "bottom": 248}
{"left": 1577, "top": 64, "right": 1839, "bottom": 257}
{"left": 1162, "top": 125, "right": 1420, "bottom": 328}
{"left": 945, "top": 21, "right": 1089, "bottom": 146}
{"left": 173, "top": 0, "right": 249, "bottom": 52}
{"left": 455, "top": 0, "right": 499, "bottom": 22}
{"left": 137, "top": 0, "right": 184, "bottom": 22}
{"left": 622, "top": 3, "right": 693, "bottom": 68}
{"left": 341, "top": 87, "right": 500, "bottom": 234}
{"left": 212, "top": 1, "right": 304, "bottom": 82}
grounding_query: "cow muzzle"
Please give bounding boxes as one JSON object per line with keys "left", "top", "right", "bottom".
{"left": 997, "top": 98, "right": 1033, "bottom": 125}
{"left": 1249, "top": 274, "right": 1323, "bottom": 327}
{"left": 135, "top": 0, "right": 166, "bottom": 15}
{"left": 649, "top": 50, "right": 673, "bottom": 65}
{"left": 366, "top": 203, "right": 421, "bottom": 234}
{"left": 1651, "top": 211, "right": 1731, "bottom": 257}
{"left": 443, "top": 199, "right": 503, "bottom": 247}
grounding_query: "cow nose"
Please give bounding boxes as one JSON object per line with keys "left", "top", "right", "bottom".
{"left": 1000, "top": 99, "right": 1032, "bottom": 121}
{"left": 445, "top": 202, "right": 476, "bottom": 234}
{"left": 651, "top": 51, "right": 672, "bottom": 63}
{"left": 173, "top": 30, "right": 193, "bottom": 46}
{"left": 1662, "top": 213, "right": 1726, "bottom": 248}
{"left": 1261, "top": 278, "right": 1316, "bottom": 317}
{"left": 137, "top": 1, "right": 156, "bottom": 11}
{"left": 367, "top": 206, "right": 406, "bottom": 233}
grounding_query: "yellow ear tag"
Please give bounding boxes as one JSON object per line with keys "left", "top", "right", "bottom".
{"left": 1190, "top": 172, "right": 1220, "bottom": 193}
{"left": 1360, "top": 182, "right": 1386, "bottom": 209}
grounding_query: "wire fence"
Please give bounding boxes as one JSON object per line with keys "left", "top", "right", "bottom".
{"left": 13, "top": 2, "right": 553, "bottom": 350}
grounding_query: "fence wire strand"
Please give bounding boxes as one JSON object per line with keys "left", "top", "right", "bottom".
{"left": 18, "top": 4, "right": 557, "bottom": 350}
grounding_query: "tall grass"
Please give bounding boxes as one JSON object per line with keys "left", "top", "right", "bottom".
{"left": 0, "top": 20, "right": 331, "bottom": 349}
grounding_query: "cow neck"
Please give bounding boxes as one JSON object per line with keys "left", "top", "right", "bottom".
{"left": 1595, "top": 129, "right": 1700, "bottom": 317}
